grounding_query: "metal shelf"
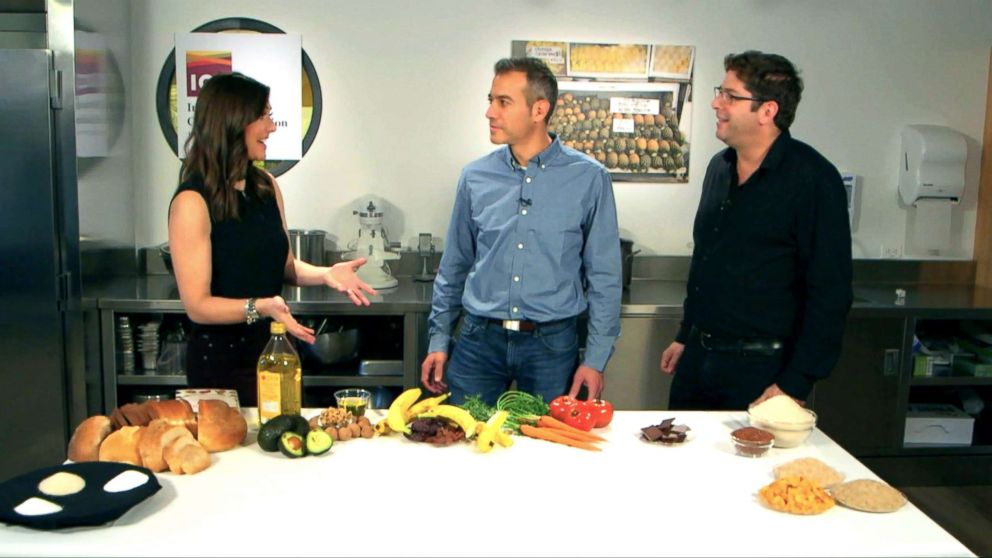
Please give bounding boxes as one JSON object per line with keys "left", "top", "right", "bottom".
{"left": 302, "top": 376, "right": 405, "bottom": 388}
{"left": 909, "top": 376, "right": 992, "bottom": 387}
{"left": 116, "top": 375, "right": 187, "bottom": 386}
{"left": 899, "top": 444, "right": 992, "bottom": 456}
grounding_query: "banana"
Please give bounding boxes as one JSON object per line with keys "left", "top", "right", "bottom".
{"left": 477, "top": 410, "right": 509, "bottom": 453}
{"left": 404, "top": 392, "right": 450, "bottom": 420}
{"left": 495, "top": 431, "right": 514, "bottom": 448}
{"left": 386, "top": 387, "right": 422, "bottom": 434}
{"left": 417, "top": 404, "right": 478, "bottom": 438}
{"left": 374, "top": 419, "right": 392, "bottom": 435}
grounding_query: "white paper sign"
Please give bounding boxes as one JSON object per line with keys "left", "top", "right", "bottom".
{"left": 175, "top": 33, "right": 302, "bottom": 159}
{"left": 609, "top": 96, "right": 660, "bottom": 115}
{"left": 526, "top": 45, "right": 565, "bottom": 64}
{"left": 613, "top": 118, "right": 635, "bottom": 134}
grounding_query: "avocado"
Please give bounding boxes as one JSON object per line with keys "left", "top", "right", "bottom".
{"left": 279, "top": 431, "right": 307, "bottom": 458}
{"left": 306, "top": 429, "right": 333, "bottom": 456}
{"left": 288, "top": 415, "right": 310, "bottom": 437}
{"left": 257, "top": 414, "right": 295, "bottom": 452}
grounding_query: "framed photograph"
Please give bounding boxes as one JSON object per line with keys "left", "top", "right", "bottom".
{"left": 511, "top": 40, "right": 568, "bottom": 76}
{"left": 550, "top": 81, "right": 691, "bottom": 182}
{"left": 649, "top": 44, "right": 695, "bottom": 80}
{"left": 567, "top": 42, "right": 649, "bottom": 79}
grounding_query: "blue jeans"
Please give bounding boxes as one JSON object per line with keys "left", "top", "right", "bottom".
{"left": 446, "top": 314, "right": 579, "bottom": 407}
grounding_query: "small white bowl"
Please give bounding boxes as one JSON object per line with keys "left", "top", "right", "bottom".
{"left": 748, "top": 409, "right": 817, "bottom": 448}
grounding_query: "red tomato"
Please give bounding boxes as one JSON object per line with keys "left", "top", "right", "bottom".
{"left": 549, "top": 395, "right": 578, "bottom": 421}
{"left": 562, "top": 404, "right": 596, "bottom": 432}
{"left": 587, "top": 399, "right": 614, "bottom": 428}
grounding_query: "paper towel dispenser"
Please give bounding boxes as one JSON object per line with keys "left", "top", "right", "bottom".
{"left": 898, "top": 125, "right": 966, "bottom": 205}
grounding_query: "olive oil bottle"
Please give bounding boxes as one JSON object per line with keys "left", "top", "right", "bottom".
{"left": 256, "top": 321, "right": 302, "bottom": 425}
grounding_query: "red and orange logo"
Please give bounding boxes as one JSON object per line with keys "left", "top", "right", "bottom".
{"left": 186, "top": 50, "right": 232, "bottom": 97}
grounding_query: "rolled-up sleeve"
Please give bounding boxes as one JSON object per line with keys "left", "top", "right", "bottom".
{"left": 428, "top": 172, "right": 476, "bottom": 354}
{"left": 581, "top": 168, "right": 622, "bottom": 371}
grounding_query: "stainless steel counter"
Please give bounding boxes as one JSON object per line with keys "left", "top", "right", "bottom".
{"left": 83, "top": 274, "right": 992, "bottom": 317}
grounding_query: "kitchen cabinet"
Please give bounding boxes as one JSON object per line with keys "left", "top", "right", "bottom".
{"left": 601, "top": 317, "right": 678, "bottom": 410}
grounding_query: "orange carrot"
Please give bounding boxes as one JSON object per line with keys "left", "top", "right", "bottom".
{"left": 537, "top": 415, "right": 607, "bottom": 442}
{"left": 539, "top": 426, "right": 607, "bottom": 444}
{"left": 520, "top": 424, "right": 601, "bottom": 451}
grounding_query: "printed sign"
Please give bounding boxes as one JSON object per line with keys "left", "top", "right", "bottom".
{"left": 609, "top": 96, "right": 660, "bottom": 115}
{"left": 175, "top": 33, "right": 302, "bottom": 159}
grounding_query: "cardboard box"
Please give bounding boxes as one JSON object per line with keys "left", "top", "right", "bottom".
{"left": 904, "top": 404, "right": 974, "bottom": 446}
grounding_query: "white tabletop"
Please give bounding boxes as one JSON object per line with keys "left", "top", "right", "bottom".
{"left": 0, "top": 411, "right": 974, "bottom": 557}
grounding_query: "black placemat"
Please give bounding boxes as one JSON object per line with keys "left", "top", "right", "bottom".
{"left": 0, "top": 462, "right": 161, "bottom": 530}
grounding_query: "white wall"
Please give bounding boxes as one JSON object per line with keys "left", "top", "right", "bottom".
{"left": 128, "top": 0, "right": 992, "bottom": 259}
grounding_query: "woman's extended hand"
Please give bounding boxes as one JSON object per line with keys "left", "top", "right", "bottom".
{"left": 323, "top": 257, "right": 378, "bottom": 306}
{"left": 256, "top": 295, "right": 315, "bottom": 344}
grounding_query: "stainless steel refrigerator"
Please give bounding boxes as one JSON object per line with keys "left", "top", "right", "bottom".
{"left": 0, "top": 47, "right": 85, "bottom": 480}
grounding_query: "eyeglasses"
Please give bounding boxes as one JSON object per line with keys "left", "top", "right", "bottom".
{"left": 713, "top": 86, "right": 764, "bottom": 104}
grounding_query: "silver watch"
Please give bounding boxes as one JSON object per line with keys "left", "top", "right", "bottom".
{"left": 245, "top": 298, "right": 260, "bottom": 324}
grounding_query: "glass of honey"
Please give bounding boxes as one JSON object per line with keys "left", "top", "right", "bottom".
{"left": 334, "top": 388, "right": 372, "bottom": 418}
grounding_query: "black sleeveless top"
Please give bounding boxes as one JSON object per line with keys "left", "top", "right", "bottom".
{"left": 172, "top": 175, "right": 288, "bottom": 301}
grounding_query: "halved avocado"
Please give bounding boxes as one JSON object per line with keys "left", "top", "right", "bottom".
{"left": 258, "top": 414, "right": 295, "bottom": 452}
{"left": 279, "top": 431, "right": 307, "bottom": 458}
{"left": 306, "top": 429, "right": 333, "bottom": 456}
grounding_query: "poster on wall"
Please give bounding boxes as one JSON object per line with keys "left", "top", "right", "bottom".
{"left": 512, "top": 41, "right": 694, "bottom": 182}
{"left": 175, "top": 33, "right": 302, "bottom": 159}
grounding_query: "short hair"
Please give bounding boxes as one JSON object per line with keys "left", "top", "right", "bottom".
{"left": 724, "top": 51, "right": 803, "bottom": 131}
{"left": 494, "top": 57, "right": 558, "bottom": 124}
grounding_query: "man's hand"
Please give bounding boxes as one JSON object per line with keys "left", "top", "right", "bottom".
{"left": 660, "top": 341, "right": 685, "bottom": 374}
{"left": 568, "top": 364, "right": 604, "bottom": 400}
{"left": 749, "top": 384, "right": 804, "bottom": 408}
{"left": 420, "top": 351, "right": 448, "bottom": 393}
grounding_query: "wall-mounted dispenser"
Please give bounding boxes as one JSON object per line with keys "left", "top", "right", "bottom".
{"left": 897, "top": 124, "right": 967, "bottom": 206}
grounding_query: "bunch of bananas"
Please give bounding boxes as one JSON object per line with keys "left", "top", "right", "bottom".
{"left": 375, "top": 388, "right": 513, "bottom": 452}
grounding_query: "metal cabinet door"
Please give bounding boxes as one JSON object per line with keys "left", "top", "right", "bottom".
{"left": 601, "top": 317, "right": 679, "bottom": 410}
{"left": 0, "top": 49, "right": 70, "bottom": 478}
{"left": 811, "top": 317, "right": 905, "bottom": 455}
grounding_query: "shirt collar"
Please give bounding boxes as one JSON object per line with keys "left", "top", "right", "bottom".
{"left": 721, "top": 130, "right": 792, "bottom": 172}
{"left": 505, "top": 133, "right": 563, "bottom": 170}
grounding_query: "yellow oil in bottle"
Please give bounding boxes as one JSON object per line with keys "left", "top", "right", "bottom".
{"left": 256, "top": 322, "right": 302, "bottom": 425}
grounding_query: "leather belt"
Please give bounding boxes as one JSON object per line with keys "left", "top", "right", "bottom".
{"left": 695, "top": 327, "right": 785, "bottom": 356}
{"left": 488, "top": 318, "right": 538, "bottom": 332}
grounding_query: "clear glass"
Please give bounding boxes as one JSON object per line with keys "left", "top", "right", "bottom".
{"left": 334, "top": 388, "right": 372, "bottom": 417}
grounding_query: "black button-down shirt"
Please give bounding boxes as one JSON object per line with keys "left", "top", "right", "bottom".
{"left": 676, "top": 132, "right": 853, "bottom": 399}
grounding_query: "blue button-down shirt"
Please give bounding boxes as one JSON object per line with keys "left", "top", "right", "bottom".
{"left": 428, "top": 135, "right": 622, "bottom": 372}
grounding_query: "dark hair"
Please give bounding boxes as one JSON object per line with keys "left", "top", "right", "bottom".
{"left": 724, "top": 51, "right": 803, "bottom": 131}
{"left": 493, "top": 57, "right": 558, "bottom": 124}
{"left": 180, "top": 72, "right": 273, "bottom": 221}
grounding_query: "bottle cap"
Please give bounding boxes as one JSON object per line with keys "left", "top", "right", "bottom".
{"left": 270, "top": 322, "right": 287, "bottom": 334}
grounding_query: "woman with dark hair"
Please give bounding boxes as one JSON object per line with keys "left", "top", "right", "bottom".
{"left": 168, "top": 72, "right": 376, "bottom": 405}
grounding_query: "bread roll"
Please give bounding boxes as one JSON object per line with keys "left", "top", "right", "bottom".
{"left": 197, "top": 399, "right": 247, "bottom": 452}
{"left": 163, "top": 431, "right": 210, "bottom": 475}
{"left": 67, "top": 415, "right": 112, "bottom": 462}
{"left": 137, "top": 419, "right": 173, "bottom": 473}
{"left": 98, "top": 425, "right": 144, "bottom": 466}
{"left": 148, "top": 399, "right": 197, "bottom": 438}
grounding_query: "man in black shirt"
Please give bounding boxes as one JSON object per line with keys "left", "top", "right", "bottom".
{"left": 660, "top": 51, "right": 853, "bottom": 410}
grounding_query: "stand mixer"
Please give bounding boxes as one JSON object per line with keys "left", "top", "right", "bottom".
{"left": 343, "top": 200, "right": 400, "bottom": 289}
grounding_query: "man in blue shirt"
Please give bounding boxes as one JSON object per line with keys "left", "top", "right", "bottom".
{"left": 422, "top": 57, "right": 622, "bottom": 406}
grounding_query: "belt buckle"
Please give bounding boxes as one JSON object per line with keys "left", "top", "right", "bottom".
{"left": 502, "top": 320, "right": 521, "bottom": 332}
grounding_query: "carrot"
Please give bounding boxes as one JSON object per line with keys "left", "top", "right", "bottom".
{"left": 539, "top": 426, "right": 607, "bottom": 444}
{"left": 520, "top": 424, "right": 601, "bottom": 451}
{"left": 537, "top": 415, "right": 607, "bottom": 442}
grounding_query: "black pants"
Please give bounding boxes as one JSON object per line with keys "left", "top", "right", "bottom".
{"left": 186, "top": 322, "right": 272, "bottom": 407}
{"left": 669, "top": 331, "right": 787, "bottom": 411}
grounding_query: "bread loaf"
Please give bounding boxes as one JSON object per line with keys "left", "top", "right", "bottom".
{"left": 137, "top": 419, "right": 174, "bottom": 473}
{"left": 98, "top": 425, "right": 144, "bottom": 466}
{"left": 197, "top": 399, "right": 247, "bottom": 452}
{"left": 148, "top": 399, "right": 198, "bottom": 438}
{"left": 163, "top": 430, "right": 210, "bottom": 475}
{"left": 67, "top": 415, "right": 112, "bottom": 462}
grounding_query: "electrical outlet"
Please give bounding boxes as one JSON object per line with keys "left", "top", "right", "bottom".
{"left": 881, "top": 245, "right": 902, "bottom": 259}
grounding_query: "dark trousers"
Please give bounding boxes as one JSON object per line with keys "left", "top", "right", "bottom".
{"left": 669, "top": 330, "right": 787, "bottom": 411}
{"left": 186, "top": 322, "right": 272, "bottom": 407}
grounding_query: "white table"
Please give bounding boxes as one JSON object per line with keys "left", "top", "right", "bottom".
{"left": 0, "top": 411, "right": 975, "bottom": 557}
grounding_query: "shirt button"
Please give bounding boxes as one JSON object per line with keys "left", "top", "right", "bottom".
{"left": 513, "top": 276, "right": 520, "bottom": 282}
{"left": 694, "top": 286, "right": 700, "bottom": 292}
{"left": 541, "top": 164, "right": 546, "bottom": 169}
{"left": 512, "top": 306, "right": 519, "bottom": 313}
{"left": 702, "top": 256, "right": 708, "bottom": 261}
{"left": 517, "top": 243, "right": 524, "bottom": 249}
{"left": 525, "top": 177, "right": 532, "bottom": 183}
{"left": 713, "top": 227, "right": 720, "bottom": 233}
{"left": 522, "top": 209, "right": 528, "bottom": 215}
